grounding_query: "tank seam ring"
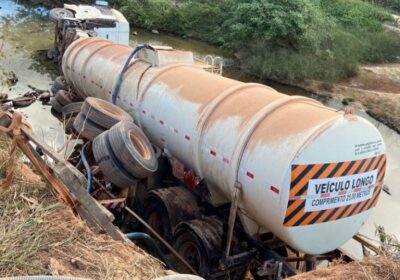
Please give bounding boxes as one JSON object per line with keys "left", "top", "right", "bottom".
{"left": 78, "top": 43, "right": 118, "bottom": 98}
{"left": 291, "top": 115, "right": 342, "bottom": 165}
{"left": 64, "top": 38, "right": 104, "bottom": 94}
{"left": 134, "top": 65, "right": 153, "bottom": 122}
{"left": 231, "top": 96, "right": 316, "bottom": 192}
{"left": 194, "top": 83, "right": 271, "bottom": 178}
{"left": 135, "top": 64, "right": 198, "bottom": 127}
{"left": 63, "top": 38, "right": 93, "bottom": 93}
{"left": 65, "top": 38, "right": 105, "bottom": 94}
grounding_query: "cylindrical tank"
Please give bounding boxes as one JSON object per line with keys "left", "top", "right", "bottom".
{"left": 62, "top": 38, "right": 386, "bottom": 255}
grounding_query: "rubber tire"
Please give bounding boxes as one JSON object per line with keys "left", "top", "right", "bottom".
{"left": 49, "top": 8, "right": 74, "bottom": 22}
{"left": 50, "top": 98, "right": 63, "bottom": 113}
{"left": 108, "top": 121, "right": 157, "bottom": 179}
{"left": 47, "top": 48, "right": 55, "bottom": 60}
{"left": 62, "top": 102, "right": 83, "bottom": 118}
{"left": 69, "top": 92, "right": 84, "bottom": 102}
{"left": 55, "top": 90, "right": 73, "bottom": 107}
{"left": 92, "top": 131, "right": 137, "bottom": 188}
{"left": 81, "top": 97, "right": 133, "bottom": 129}
{"left": 175, "top": 231, "right": 210, "bottom": 277}
{"left": 52, "top": 76, "right": 67, "bottom": 94}
{"left": 143, "top": 197, "right": 173, "bottom": 252}
{"left": 73, "top": 112, "right": 105, "bottom": 140}
{"left": 123, "top": 182, "right": 147, "bottom": 232}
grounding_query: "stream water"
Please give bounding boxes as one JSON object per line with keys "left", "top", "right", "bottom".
{"left": 0, "top": 0, "right": 398, "bottom": 260}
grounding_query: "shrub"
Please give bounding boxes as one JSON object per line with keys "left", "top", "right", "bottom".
{"left": 110, "top": 0, "right": 400, "bottom": 83}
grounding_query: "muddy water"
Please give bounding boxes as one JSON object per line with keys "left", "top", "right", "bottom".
{"left": 1, "top": 0, "right": 399, "bottom": 259}
{"left": 0, "top": 0, "right": 63, "bottom": 146}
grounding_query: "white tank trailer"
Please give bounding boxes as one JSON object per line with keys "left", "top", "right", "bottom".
{"left": 62, "top": 38, "right": 386, "bottom": 255}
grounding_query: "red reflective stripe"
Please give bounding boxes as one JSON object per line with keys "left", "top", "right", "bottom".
{"left": 246, "top": 172, "right": 254, "bottom": 179}
{"left": 270, "top": 186, "right": 280, "bottom": 194}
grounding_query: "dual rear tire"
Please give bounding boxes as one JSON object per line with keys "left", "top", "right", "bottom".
{"left": 92, "top": 121, "right": 157, "bottom": 188}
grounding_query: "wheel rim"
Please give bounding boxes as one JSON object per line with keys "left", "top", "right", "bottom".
{"left": 179, "top": 240, "right": 202, "bottom": 272}
{"left": 54, "top": 9, "right": 73, "bottom": 19}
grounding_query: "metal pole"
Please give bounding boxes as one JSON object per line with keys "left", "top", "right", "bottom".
{"left": 225, "top": 181, "right": 242, "bottom": 258}
{"left": 123, "top": 206, "right": 198, "bottom": 275}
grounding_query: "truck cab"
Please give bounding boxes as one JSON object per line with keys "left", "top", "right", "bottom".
{"left": 48, "top": 1, "right": 130, "bottom": 65}
{"left": 62, "top": 1, "right": 130, "bottom": 45}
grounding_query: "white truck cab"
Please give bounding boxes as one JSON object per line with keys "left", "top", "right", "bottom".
{"left": 63, "top": 3, "right": 129, "bottom": 45}
{"left": 50, "top": 1, "right": 130, "bottom": 46}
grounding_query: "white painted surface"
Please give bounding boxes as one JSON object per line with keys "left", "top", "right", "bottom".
{"left": 62, "top": 38, "right": 388, "bottom": 255}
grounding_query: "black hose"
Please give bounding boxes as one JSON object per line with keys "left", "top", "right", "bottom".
{"left": 125, "top": 232, "right": 173, "bottom": 269}
{"left": 112, "top": 45, "right": 146, "bottom": 104}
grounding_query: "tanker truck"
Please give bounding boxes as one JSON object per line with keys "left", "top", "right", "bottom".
{"left": 59, "top": 37, "right": 386, "bottom": 279}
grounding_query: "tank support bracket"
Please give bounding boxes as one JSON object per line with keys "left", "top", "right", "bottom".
{"left": 223, "top": 181, "right": 242, "bottom": 260}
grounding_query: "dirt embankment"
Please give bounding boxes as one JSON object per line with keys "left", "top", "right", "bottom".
{"left": 304, "top": 64, "right": 400, "bottom": 133}
{"left": 0, "top": 135, "right": 165, "bottom": 279}
{"left": 289, "top": 256, "right": 400, "bottom": 280}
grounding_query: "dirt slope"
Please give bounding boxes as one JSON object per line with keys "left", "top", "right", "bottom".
{"left": 289, "top": 256, "right": 400, "bottom": 280}
{"left": 0, "top": 135, "right": 165, "bottom": 279}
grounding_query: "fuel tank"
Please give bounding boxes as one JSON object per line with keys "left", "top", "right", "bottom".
{"left": 62, "top": 38, "right": 386, "bottom": 255}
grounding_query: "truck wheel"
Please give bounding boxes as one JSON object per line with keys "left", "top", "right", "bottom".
{"left": 143, "top": 197, "right": 173, "bottom": 251}
{"left": 174, "top": 217, "right": 247, "bottom": 279}
{"left": 108, "top": 121, "right": 157, "bottom": 179}
{"left": 123, "top": 182, "right": 148, "bottom": 231}
{"left": 55, "top": 90, "right": 73, "bottom": 106}
{"left": 92, "top": 131, "right": 137, "bottom": 188}
{"left": 73, "top": 113, "right": 105, "bottom": 140}
{"left": 47, "top": 48, "right": 58, "bottom": 60}
{"left": 175, "top": 230, "right": 210, "bottom": 276}
{"left": 51, "top": 76, "right": 67, "bottom": 94}
{"left": 50, "top": 98, "right": 63, "bottom": 113}
{"left": 49, "top": 8, "right": 74, "bottom": 22}
{"left": 81, "top": 97, "right": 133, "bottom": 129}
{"left": 62, "top": 101, "right": 83, "bottom": 118}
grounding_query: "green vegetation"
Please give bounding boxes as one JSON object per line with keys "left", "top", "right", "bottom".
{"left": 111, "top": 0, "right": 400, "bottom": 83}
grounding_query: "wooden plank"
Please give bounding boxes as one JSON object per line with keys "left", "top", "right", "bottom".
{"left": 52, "top": 163, "right": 125, "bottom": 241}
{"left": 0, "top": 113, "right": 128, "bottom": 242}
{"left": 353, "top": 234, "right": 381, "bottom": 255}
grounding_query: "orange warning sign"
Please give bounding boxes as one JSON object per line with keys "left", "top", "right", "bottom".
{"left": 283, "top": 154, "right": 386, "bottom": 227}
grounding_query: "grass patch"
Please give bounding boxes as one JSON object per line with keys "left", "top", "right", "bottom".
{"left": 0, "top": 135, "right": 165, "bottom": 279}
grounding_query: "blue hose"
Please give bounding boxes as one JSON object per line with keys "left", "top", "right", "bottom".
{"left": 125, "top": 232, "right": 173, "bottom": 269}
{"left": 80, "top": 142, "right": 93, "bottom": 193}
{"left": 112, "top": 45, "right": 147, "bottom": 104}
